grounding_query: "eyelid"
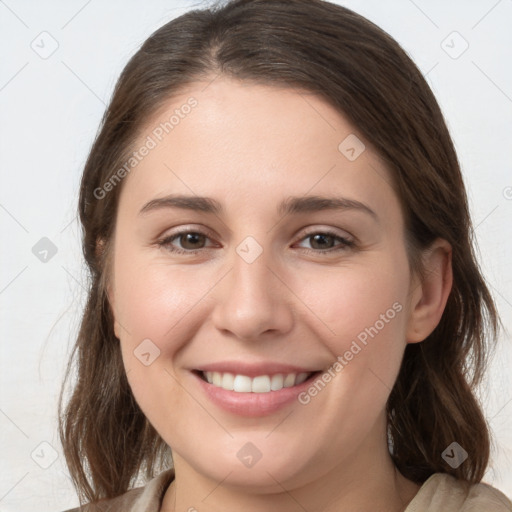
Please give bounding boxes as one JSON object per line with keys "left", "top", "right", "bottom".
{"left": 158, "top": 224, "right": 218, "bottom": 241}
{"left": 294, "top": 225, "right": 354, "bottom": 243}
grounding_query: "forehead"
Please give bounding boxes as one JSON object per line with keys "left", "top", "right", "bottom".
{"left": 119, "top": 77, "right": 398, "bottom": 221}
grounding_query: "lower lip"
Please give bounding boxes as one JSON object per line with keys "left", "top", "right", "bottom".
{"left": 192, "top": 371, "right": 320, "bottom": 417}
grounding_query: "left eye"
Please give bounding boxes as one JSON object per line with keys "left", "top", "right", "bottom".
{"left": 157, "top": 230, "right": 355, "bottom": 255}
{"left": 296, "top": 232, "right": 354, "bottom": 252}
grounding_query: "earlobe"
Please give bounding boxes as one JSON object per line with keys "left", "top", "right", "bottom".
{"left": 107, "top": 286, "right": 123, "bottom": 340}
{"left": 96, "top": 237, "right": 105, "bottom": 259}
{"left": 406, "top": 239, "right": 453, "bottom": 344}
{"left": 105, "top": 280, "right": 121, "bottom": 339}
{"left": 113, "top": 318, "right": 121, "bottom": 339}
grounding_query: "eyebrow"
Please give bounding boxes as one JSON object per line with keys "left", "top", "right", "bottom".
{"left": 139, "top": 194, "right": 378, "bottom": 220}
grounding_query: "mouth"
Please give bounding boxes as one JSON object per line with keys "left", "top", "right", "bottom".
{"left": 190, "top": 363, "right": 326, "bottom": 416}
{"left": 193, "top": 369, "right": 322, "bottom": 393}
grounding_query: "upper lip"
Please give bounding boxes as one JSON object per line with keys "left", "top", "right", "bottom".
{"left": 194, "top": 361, "right": 322, "bottom": 378}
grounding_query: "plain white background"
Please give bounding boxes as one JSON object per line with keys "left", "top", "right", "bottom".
{"left": 0, "top": 0, "right": 511, "bottom": 510}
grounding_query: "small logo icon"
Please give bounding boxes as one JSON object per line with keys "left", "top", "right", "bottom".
{"left": 32, "top": 237, "right": 58, "bottom": 262}
{"left": 338, "top": 134, "right": 366, "bottom": 161}
{"left": 31, "top": 441, "right": 58, "bottom": 469}
{"left": 442, "top": 441, "right": 468, "bottom": 468}
{"left": 134, "top": 338, "right": 161, "bottom": 366}
{"left": 441, "top": 31, "right": 469, "bottom": 59}
{"left": 30, "top": 31, "right": 59, "bottom": 59}
{"left": 236, "top": 442, "right": 263, "bottom": 468}
{"left": 236, "top": 236, "right": 263, "bottom": 264}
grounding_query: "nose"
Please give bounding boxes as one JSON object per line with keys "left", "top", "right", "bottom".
{"left": 210, "top": 245, "right": 294, "bottom": 342}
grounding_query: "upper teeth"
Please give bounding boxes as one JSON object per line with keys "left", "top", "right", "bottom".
{"left": 203, "top": 371, "right": 310, "bottom": 393}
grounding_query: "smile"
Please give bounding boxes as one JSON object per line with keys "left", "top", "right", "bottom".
{"left": 191, "top": 364, "right": 324, "bottom": 417}
{"left": 201, "top": 371, "right": 312, "bottom": 393}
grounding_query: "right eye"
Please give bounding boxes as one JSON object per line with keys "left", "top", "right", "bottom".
{"left": 157, "top": 230, "right": 216, "bottom": 255}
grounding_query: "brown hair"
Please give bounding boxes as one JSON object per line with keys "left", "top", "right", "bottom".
{"left": 58, "top": 0, "right": 501, "bottom": 504}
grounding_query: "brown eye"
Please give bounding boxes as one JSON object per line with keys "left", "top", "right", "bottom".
{"left": 295, "top": 230, "right": 355, "bottom": 255}
{"left": 308, "top": 233, "right": 337, "bottom": 250}
{"left": 158, "top": 230, "right": 214, "bottom": 254}
{"left": 178, "top": 232, "right": 207, "bottom": 250}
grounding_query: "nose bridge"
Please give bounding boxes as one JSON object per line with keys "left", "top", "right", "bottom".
{"left": 211, "top": 234, "right": 294, "bottom": 340}
{"left": 230, "top": 235, "right": 280, "bottom": 312}
{"left": 233, "top": 238, "right": 273, "bottom": 299}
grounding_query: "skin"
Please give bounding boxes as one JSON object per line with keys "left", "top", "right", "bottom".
{"left": 106, "top": 77, "right": 453, "bottom": 512}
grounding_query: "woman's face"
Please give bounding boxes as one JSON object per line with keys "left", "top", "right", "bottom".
{"left": 108, "top": 77, "right": 424, "bottom": 490}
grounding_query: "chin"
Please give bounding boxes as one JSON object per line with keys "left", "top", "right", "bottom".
{"left": 179, "top": 438, "right": 314, "bottom": 492}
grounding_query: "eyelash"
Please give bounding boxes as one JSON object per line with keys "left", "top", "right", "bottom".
{"left": 156, "top": 228, "right": 355, "bottom": 256}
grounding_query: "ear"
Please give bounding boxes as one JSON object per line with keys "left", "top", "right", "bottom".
{"left": 106, "top": 284, "right": 121, "bottom": 339}
{"left": 96, "top": 237, "right": 121, "bottom": 339}
{"left": 95, "top": 237, "right": 105, "bottom": 258}
{"left": 406, "top": 238, "right": 453, "bottom": 343}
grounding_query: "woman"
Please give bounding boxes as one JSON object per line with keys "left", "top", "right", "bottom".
{"left": 59, "top": 0, "right": 512, "bottom": 510}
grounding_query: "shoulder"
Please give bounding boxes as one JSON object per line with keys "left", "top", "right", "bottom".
{"left": 406, "top": 473, "right": 512, "bottom": 512}
{"left": 60, "top": 468, "right": 175, "bottom": 512}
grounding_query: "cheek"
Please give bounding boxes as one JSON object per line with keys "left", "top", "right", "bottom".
{"left": 298, "top": 262, "right": 409, "bottom": 354}
{"left": 292, "top": 256, "right": 411, "bottom": 425}
{"left": 112, "top": 253, "right": 210, "bottom": 346}
{"left": 290, "top": 262, "right": 409, "bottom": 434}
{"left": 111, "top": 248, "right": 210, "bottom": 402}
{"left": 113, "top": 257, "right": 210, "bottom": 433}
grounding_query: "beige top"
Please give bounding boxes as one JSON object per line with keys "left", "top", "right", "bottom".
{"left": 63, "top": 469, "right": 512, "bottom": 511}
